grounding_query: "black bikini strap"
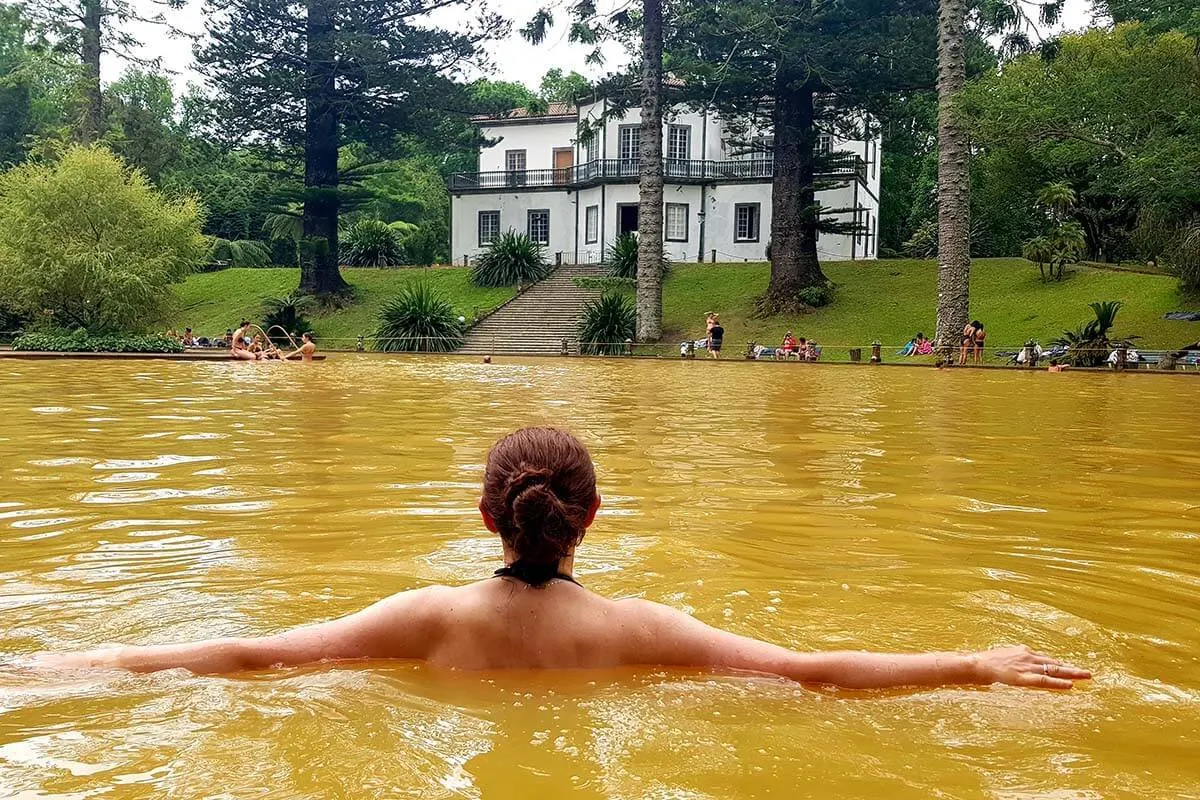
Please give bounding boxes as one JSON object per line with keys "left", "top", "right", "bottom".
{"left": 494, "top": 560, "right": 579, "bottom": 587}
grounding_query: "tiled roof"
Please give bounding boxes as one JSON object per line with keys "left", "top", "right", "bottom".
{"left": 471, "top": 102, "right": 577, "bottom": 123}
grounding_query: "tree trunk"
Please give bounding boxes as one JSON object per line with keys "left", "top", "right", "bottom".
{"left": 300, "top": 0, "right": 348, "bottom": 295}
{"left": 767, "top": 74, "right": 827, "bottom": 308}
{"left": 79, "top": 0, "right": 103, "bottom": 143}
{"left": 635, "top": 0, "right": 664, "bottom": 342}
{"left": 933, "top": 0, "right": 971, "bottom": 354}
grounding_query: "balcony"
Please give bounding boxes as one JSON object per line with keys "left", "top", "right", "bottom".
{"left": 448, "top": 153, "right": 868, "bottom": 193}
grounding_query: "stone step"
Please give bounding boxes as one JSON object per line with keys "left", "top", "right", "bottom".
{"left": 459, "top": 265, "right": 606, "bottom": 355}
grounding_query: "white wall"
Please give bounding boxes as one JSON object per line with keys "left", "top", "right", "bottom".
{"left": 460, "top": 103, "right": 884, "bottom": 264}
{"left": 703, "top": 183, "right": 772, "bottom": 262}
{"left": 450, "top": 191, "right": 577, "bottom": 263}
{"left": 478, "top": 121, "right": 578, "bottom": 172}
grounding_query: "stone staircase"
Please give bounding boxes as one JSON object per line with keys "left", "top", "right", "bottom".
{"left": 458, "top": 264, "right": 608, "bottom": 356}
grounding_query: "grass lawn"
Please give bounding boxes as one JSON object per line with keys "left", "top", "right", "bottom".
{"left": 172, "top": 267, "right": 514, "bottom": 347}
{"left": 663, "top": 258, "right": 1196, "bottom": 356}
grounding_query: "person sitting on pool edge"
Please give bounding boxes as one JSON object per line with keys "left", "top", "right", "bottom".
{"left": 230, "top": 320, "right": 257, "bottom": 361}
{"left": 34, "top": 427, "right": 1091, "bottom": 689}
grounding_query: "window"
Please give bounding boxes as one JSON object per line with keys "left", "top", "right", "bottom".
{"left": 478, "top": 210, "right": 500, "bottom": 246}
{"left": 667, "top": 125, "right": 691, "bottom": 162}
{"left": 585, "top": 134, "right": 598, "bottom": 164}
{"left": 585, "top": 205, "right": 599, "bottom": 244}
{"left": 665, "top": 203, "right": 688, "bottom": 242}
{"left": 619, "top": 126, "right": 641, "bottom": 161}
{"left": 527, "top": 209, "right": 550, "bottom": 245}
{"left": 505, "top": 150, "right": 526, "bottom": 172}
{"left": 750, "top": 135, "right": 773, "bottom": 161}
{"left": 734, "top": 203, "right": 760, "bottom": 242}
{"left": 816, "top": 134, "right": 832, "bottom": 155}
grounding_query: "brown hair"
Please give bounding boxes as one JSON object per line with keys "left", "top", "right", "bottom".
{"left": 481, "top": 427, "right": 596, "bottom": 565}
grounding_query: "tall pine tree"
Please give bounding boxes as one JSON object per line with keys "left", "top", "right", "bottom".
{"left": 669, "top": 0, "right": 938, "bottom": 310}
{"left": 196, "top": 0, "right": 503, "bottom": 294}
{"left": 26, "top": 0, "right": 184, "bottom": 142}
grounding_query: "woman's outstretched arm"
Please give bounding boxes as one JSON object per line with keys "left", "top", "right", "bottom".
{"left": 34, "top": 586, "right": 447, "bottom": 674}
{"left": 619, "top": 599, "right": 1091, "bottom": 690}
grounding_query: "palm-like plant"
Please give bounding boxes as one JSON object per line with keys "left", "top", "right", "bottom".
{"left": 343, "top": 219, "right": 406, "bottom": 267}
{"left": 603, "top": 232, "right": 670, "bottom": 279}
{"left": 1053, "top": 300, "right": 1130, "bottom": 366}
{"left": 262, "top": 292, "right": 316, "bottom": 336}
{"left": 1045, "top": 221, "right": 1087, "bottom": 280}
{"left": 578, "top": 291, "right": 637, "bottom": 355}
{"left": 374, "top": 283, "right": 465, "bottom": 352}
{"left": 206, "top": 237, "right": 272, "bottom": 268}
{"left": 472, "top": 231, "right": 549, "bottom": 287}
{"left": 1022, "top": 236, "right": 1052, "bottom": 281}
{"left": 1037, "top": 182, "right": 1077, "bottom": 223}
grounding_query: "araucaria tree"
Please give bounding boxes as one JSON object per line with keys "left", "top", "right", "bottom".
{"left": 669, "top": 0, "right": 938, "bottom": 311}
{"left": 636, "top": 0, "right": 664, "bottom": 342}
{"left": 196, "top": 0, "right": 502, "bottom": 295}
{"left": 25, "top": 0, "right": 184, "bottom": 142}
{"left": 933, "top": 0, "right": 970, "bottom": 352}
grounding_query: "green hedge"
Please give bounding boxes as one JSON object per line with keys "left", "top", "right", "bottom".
{"left": 13, "top": 331, "right": 186, "bottom": 353}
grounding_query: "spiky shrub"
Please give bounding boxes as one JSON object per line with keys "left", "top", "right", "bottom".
{"left": 1053, "top": 300, "right": 1132, "bottom": 367}
{"left": 262, "top": 292, "right": 316, "bottom": 337}
{"left": 472, "top": 231, "right": 549, "bottom": 287}
{"left": 578, "top": 291, "right": 636, "bottom": 355}
{"left": 603, "top": 232, "right": 670, "bottom": 279}
{"left": 343, "top": 219, "right": 406, "bottom": 267}
{"left": 374, "top": 283, "right": 465, "bottom": 352}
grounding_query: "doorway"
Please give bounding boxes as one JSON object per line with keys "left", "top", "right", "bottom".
{"left": 617, "top": 204, "right": 639, "bottom": 235}
{"left": 553, "top": 148, "right": 574, "bottom": 185}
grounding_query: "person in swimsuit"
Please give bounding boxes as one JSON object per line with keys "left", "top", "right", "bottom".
{"left": 34, "top": 427, "right": 1091, "bottom": 690}
{"left": 959, "top": 321, "right": 982, "bottom": 366}
{"left": 230, "top": 320, "right": 258, "bottom": 361}
{"left": 777, "top": 331, "right": 798, "bottom": 360}
{"left": 281, "top": 332, "right": 317, "bottom": 362}
{"left": 708, "top": 316, "right": 724, "bottom": 359}
{"left": 972, "top": 322, "right": 986, "bottom": 363}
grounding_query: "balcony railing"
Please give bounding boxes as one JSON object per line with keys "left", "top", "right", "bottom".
{"left": 448, "top": 153, "right": 867, "bottom": 193}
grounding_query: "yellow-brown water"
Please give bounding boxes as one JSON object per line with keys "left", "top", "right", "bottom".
{"left": 1, "top": 357, "right": 1197, "bottom": 799}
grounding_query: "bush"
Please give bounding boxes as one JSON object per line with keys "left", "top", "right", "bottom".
{"left": 797, "top": 284, "right": 832, "bottom": 308}
{"left": 0, "top": 145, "right": 207, "bottom": 332}
{"left": 343, "top": 219, "right": 406, "bottom": 267}
{"left": 262, "top": 293, "right": 316, "bottom": 337}
{"left": 373, "top": 283, "right": 465, "bottom": 352}
{"left": 13, "top": 330, "right": 185, "bottom": 353}
{"left": 472, "top": 230, "right": 549, "bottom": 287}
{"left": 603, "top": 232, "right": 670, "bottom": 279}
{"left": 579, "top": 292, "right": 636, "bottom": 355}
{"left": 0, "top": 302, "right": 25, "bottom": 344}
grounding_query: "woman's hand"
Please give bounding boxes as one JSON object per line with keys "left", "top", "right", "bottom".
{"left": 972, "top": 645, "right": 1092, "bottom": 689}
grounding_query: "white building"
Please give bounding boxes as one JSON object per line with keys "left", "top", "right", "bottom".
{"left": 448, "top": 99, "right": 882, "bottom": 265}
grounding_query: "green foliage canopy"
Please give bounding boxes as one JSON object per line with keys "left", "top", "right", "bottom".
{"left": 0, "top": 145, "right": 207, "bottom": 331}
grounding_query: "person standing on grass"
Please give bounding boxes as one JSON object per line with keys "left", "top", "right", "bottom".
{"left": 708, "top": 316, "right": 724, "bottom": 359}
{"left": 960, "top": 321, "right": 985, "bottom": 365}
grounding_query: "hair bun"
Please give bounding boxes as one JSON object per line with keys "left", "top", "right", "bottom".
{"left": 509, "top": 471, "right": 579, "bottom": 565}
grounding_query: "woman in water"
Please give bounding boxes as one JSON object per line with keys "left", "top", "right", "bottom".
{"left": 37, "top": 428, "right": 1090, "bottom": 690}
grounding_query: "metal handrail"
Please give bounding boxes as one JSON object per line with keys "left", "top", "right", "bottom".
{"left": 447, "top": 154, "right": 867, "bottom": 192}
